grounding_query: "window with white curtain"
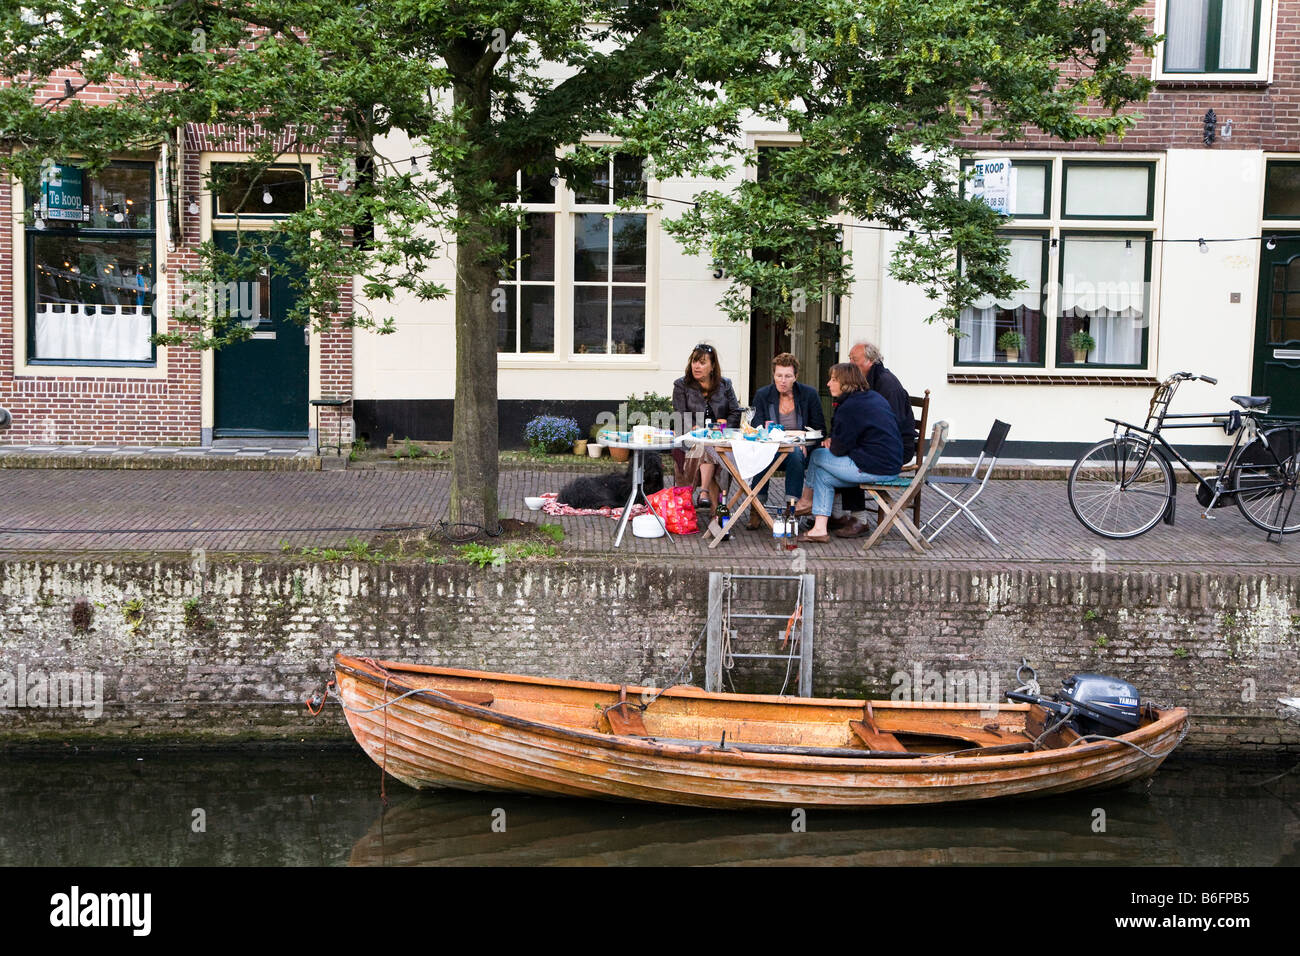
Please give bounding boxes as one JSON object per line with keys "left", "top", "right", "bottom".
{"left": 957, "top": 235, "right": 1046, "bottom": 365}
{"left": 1058, "top": 236, "right": 1149, "bottom": 367}
{"left": 956, "top": 156, "right": 1156, "bottom": 371}
{"left": 1164, "top": 0, "right": 1263, "bottom": 73}
{"left": 27, "top": 161, "right": 156, "bottom": 364}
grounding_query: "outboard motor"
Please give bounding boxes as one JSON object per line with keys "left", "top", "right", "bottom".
{"left": 1007, "top": 673, "right": 1142, "bottom": 738}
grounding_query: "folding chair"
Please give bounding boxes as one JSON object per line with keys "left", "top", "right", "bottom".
{"left": 919, "top": 419, "right": 1010, "bottom": 544}
{"left": 859, "top": 421, "right": 949, "bottom": 553}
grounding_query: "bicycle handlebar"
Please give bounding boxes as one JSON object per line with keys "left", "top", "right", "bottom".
{"left": 1170, "top": 372, "right": 1218, "bottom": 385}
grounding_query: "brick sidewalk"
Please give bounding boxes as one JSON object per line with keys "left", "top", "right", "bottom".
{"left": 0, "top": 464, "right": 1294, "bottom": 571}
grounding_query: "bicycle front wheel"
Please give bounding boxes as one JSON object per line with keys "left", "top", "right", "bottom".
{"left": 1068, "top": 436, "right": 1174, "bottom": 539}
{"left": 1233, "top": 425, "right": 1300, "bottom": 534}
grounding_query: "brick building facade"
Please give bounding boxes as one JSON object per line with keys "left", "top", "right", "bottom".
{"left": 1, "top": 73, "right": 354, "bottom": 449}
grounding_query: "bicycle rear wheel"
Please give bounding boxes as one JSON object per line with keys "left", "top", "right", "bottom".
{"left": 1232, "top": 425, "right": 1300, "bottom": 534}
{"left": 1068, "top": 436, "right": 1174, "bottom": 539}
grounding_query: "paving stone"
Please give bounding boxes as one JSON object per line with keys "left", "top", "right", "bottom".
{"left": 0, "top": 466, "right": 1293, "bottom": 572}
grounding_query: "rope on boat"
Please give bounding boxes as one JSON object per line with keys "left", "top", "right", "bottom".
{"left": 638, "top": 622, "right": 709, "bottom": 711}
{"left": 1065, "top": 717, "right": 1191, "bottom": 759}
{"left": 777, "top": 577, "right": 805, "bottom": 697}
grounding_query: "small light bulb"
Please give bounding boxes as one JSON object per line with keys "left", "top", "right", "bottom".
{"left": 1267, "top": 236, "right": 1277, "bottom": 251}
{"left": 410, "top": 157, "right": 418, "bottom": 172}
{"left": 1199, "top": 238, "right": 1208, "bottom": 254}
{"left": 262, "top": 188, "right": 273, "bottom": 205}
{"left": 188, "top": 201, "right": 199, "bottom": 215}
{"left": 1124, "top": 239, "right": 1133, "bottom": 256}
{"left": 113, "top": 211, "right": 125, "bottom": 222}
{"left": 34, "top": 218, "right": 45, "bottom": 230}
{"left": 549, "top": 174, "right": 560, "bottom": 188}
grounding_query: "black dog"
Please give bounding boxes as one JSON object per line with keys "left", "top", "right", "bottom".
{"left": 556, "top": 453, "right": 665, "bottom": 509}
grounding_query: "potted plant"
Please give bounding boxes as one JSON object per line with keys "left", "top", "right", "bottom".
{"left": 573, "top": 438, "right": 588, "bottom": 456}
{"left": 996, "top": 330, "right": 1026, "bottom": 364}
{"left": 587, "top": 420, "right": 605, "bottom": 457}
{"left": 524, "top": 415, "right": 580, "bottom": 455}
{"left": 626, "top": 391, "right": 674, "bottom": 429}
{"left": 1069, "top": 330, "right": 1096, "bottom": 364}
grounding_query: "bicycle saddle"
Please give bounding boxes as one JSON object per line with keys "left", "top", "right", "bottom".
{"left": 1231, "top": 395, "right": 1271, "bottom": 409}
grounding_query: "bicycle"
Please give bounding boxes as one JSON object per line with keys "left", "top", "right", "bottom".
{"left": 1066, "top": 372, "right": 1300, "bottom": 541}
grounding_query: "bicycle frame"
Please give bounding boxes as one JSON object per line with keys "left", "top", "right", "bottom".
{"left": 1101, "top": 373, "right": 1286, "bottom": 523}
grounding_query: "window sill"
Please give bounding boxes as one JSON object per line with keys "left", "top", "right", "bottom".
{"left": 947, "top": 373, "right": 1159, "bottom": 386}
{"left": 1154, "top": 78, "right": 1270, "bottom": 90}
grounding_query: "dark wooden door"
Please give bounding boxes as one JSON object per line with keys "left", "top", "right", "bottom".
{"left": 213, "top": 231, "right": 309, "bottom": 436}
{"left": 1254, "top": 239, "right": 1300, "bottom": 419}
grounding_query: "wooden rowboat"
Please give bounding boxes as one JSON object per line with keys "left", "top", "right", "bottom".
{"left": 332, "top": 654, "right": 1188, "bottom": 810}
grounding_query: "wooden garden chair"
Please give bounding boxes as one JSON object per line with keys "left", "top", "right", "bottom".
{"left": 858, "top": 421, "right": 949, "bottom": 553}
{"left": 896, "top": 390, "right": 931, "bottom": 528}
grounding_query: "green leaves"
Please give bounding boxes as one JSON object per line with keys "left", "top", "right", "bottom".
{"left": 0, "top": 0, "right": 1156, "bottom": 339}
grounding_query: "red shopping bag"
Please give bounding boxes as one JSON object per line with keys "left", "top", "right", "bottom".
{"left": 647, "top": 486, "right": 699, "bottom": 535}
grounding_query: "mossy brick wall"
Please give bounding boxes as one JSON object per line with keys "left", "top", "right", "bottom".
{"left": 0, "top": 558, "right": 1296, "bottom": 752}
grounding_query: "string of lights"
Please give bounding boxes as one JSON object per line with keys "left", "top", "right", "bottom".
{"left": 12, "top": 148, "right": 1300, "bottom": 248}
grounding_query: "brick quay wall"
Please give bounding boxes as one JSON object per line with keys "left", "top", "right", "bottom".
{"left": 0, "top": 557, "right": 1297, "bottom": 753}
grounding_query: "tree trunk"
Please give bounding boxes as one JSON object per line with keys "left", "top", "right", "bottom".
{"left": 450, "top": 221, "right": 500, "bottom": 533}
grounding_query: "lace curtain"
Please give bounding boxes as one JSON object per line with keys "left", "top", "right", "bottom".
{"left": 959, "top": 237, "right": 1042, "bottom": 362}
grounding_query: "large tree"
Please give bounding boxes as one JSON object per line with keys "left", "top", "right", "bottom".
{"left": 0, "top": 0, "right": 1155, "bottom": 530}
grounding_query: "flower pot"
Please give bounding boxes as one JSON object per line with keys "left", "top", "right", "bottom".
{"left": 573, "top": 440, "right": 588, "bottom": 456}
{"left": 587, "top": 443, "right": 603, "bottom": 458}
{"left": 1073, "top": 348, "right": 1088, "bottom": 364}
{"left": 609, "top": 447, "right": 630, "bottom": 462}
{"left": 1004, "top": 348, "right": 1019, "bottom": 364}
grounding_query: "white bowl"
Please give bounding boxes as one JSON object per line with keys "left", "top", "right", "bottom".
{"left": 632, "top": 514, "right": 666, "bottom": 538}
{"left": 524, "top": 497, "right": 546, "bottom": 511}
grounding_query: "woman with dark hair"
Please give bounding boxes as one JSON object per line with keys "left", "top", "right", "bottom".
{"left": 791, "top": 362, "right": 902, "bottom": 543}
{"left": 672, "top": 343, "right": 742, "bottom": 510}
{"left": 744, "top": 352, "right": 826, "bottom": 529}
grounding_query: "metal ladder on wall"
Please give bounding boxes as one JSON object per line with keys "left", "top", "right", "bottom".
{"left": 705, "top": 572, "right": 816, "bottom": 697}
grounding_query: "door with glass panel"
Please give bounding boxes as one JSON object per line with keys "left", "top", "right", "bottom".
{"left": 212, "top": 231, "right": 309, "bottom": 436}
{"left": 1254, "top": 239, "right": 1300, "bottom": 419}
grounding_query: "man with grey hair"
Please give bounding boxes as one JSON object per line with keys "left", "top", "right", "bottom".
{"left": 831, "top": 341, "right": 917, "bottom": 537}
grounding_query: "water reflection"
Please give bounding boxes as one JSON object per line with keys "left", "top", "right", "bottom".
{"left": 0, "top": 751, "right": 1295, "bottom": 866}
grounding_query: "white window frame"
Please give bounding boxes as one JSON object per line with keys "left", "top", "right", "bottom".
{"left": 10, "top": 156, "right": 169, "bottom": 379}
{"left": 496, "top": 141, "right": 660, "bottom": 369}
{"left": 496, "top": 169, "right": 559, "bottom": 356}
{"left": 954, "top": 153, "right": 1163, "bottom": 376}
{"left": 1153, "top": 0, "right": 1276, "bottom": 82}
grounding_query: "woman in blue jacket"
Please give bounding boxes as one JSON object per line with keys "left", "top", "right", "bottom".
{"left": 791, "top": 363, "right": 902, "bottom": 543}
{"left": 745, "top": 352, "right": 826, "bottom": 528}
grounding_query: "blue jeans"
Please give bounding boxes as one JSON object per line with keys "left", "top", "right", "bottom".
{"left": 749, "top": 447, "right": 807, "bottom": 504}
{"left": 806, "top": 448, "right": 897, "bottom": 517}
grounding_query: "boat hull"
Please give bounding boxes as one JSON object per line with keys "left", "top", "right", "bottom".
{"left": 333, "top": 655, "right": 1188, "bottom": 810}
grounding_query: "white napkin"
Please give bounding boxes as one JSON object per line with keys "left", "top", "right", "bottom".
{"left": 729, "top": 438, "right": 779, "bottom": 476}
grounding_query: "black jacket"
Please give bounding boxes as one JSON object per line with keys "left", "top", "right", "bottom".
{"left": 748, "top": 381, "right": 827, "bottom": 434}
{"left": 672, "top": 376, "right": 742, "bottom": 429}
{"left": 828, "top": 390, "right": 903, "bottom": 476}
{"left": 866, "top": 362, "right": 917, "bottom": 462}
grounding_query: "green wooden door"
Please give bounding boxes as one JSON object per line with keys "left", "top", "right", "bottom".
{"left": 1254, "top": 239, "right": 1300, "bottom": 420}
{"left": 213, "top": 232, "right": 309, "bottom": 436}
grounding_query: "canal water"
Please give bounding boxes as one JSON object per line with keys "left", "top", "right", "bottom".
{"left": 1, "top": 748, "right": 1296, "bottom": 866}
